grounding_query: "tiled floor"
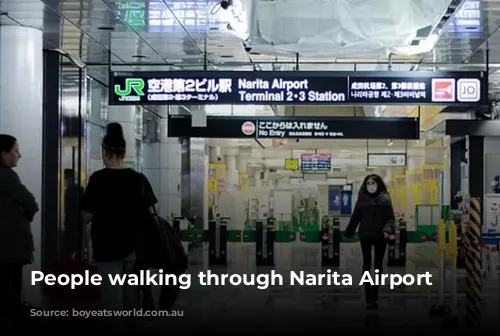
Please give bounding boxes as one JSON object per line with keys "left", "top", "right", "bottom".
{"left": 141, "top": 242, "right": 500, "bottom": 332}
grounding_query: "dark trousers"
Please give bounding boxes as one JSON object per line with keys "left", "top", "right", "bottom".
{"left": 360, "top": 238, "right": 387, "bottom": 303}
{"left": 0, "top": 262, "right": 24, "bottom": 316}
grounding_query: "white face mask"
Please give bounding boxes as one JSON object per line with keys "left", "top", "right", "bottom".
{"left": 367, "top": 184, "right": 378, "bottom": 194}
{"left": 491, "top": 180, "right": 498, "bottom": 187}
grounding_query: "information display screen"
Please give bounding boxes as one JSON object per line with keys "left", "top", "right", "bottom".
{"left": 301, "top": 153, "right": 332, "bottom": 172}
{"left": 109, "top": 71, "right": 486, "bottom": 106}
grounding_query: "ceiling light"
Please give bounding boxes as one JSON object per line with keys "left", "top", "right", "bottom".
{"left": 132, "top": 55, "right": 146, "bottom": 58}
{"left": 98, "top": 26, "right": 115, "bottom": 30}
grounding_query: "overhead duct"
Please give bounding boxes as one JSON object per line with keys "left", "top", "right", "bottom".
{"left": 249, "top": 0, "right": 453, "bottom": 58}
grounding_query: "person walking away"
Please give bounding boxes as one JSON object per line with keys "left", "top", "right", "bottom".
{"left": 0, "top": 134, "right": 39, "bottom": 321}
{"left": 80, "top": 123, "right": 157, "bottom": 332}
{"left": 344, "top": 174, "right": 395, "bottom": 310}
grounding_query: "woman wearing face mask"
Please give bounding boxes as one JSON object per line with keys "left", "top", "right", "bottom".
{"left": 0, "top": 134, "right": 39, "bottom": 320}
{"left": 344, "top": 174, "right": 395, "bottom": 310}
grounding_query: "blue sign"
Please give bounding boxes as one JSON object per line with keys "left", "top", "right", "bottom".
{"left": 329, "top": 188, "right": 341, "bottom": 213}
{"left": 340, "top": 190, "right": 352, "bottom": 215}
{"left": 447, "top": 1, "right": 481, "bottom": 35}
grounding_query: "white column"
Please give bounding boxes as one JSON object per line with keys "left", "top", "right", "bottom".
{"left": 107, "top": 106, "right": 136, "bottom": 167}
{"left": 225, "top": 154, "right": 238, "bottom": 191}
{"left": 425, "top": 147, "right": 444, "bottom": 165}
{"left": 208, "top": 146, "right": 218, "bottom": 163}
{"left": 142, "top": 119, "right": 160, "bottom": 202}
{"left": 443, "top": 136, "right": 451, "bottom": 206}
{"left": 385, "top": 168, "right": 394, "bottom": 184}
{"left": 408, "top": 156, "right": 425, "bottom": 170}
{"left": 238, "top": 155, "right": 248, "bottom": 173}
{"left": 0, "top": 25, "right": 43, "bottom": 305}
{"left": 159, "top": 115, "right": 182, "bottom": 219}
{"left": 254, "top": 170, "right": 262, "bottom": 188}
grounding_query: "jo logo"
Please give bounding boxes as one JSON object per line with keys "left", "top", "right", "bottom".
{"left": 457, "top": 78, "right": 481, "bottom": 103}
{"left": 114, "top": 78, "right": 145, "bottom": 102}
{"left": 241, "top": 121, "right": 255, "bottom": 136}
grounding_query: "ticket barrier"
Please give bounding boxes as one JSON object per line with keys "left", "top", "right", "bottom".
{"left": 387, "top": 220, "right": 407, "bottom": 267}
{"left": 208, "top": 215, "right": 229, "bottom": 265}
{"left": 256, "top": 218, "right": 276, "bottom": 266}
{"left": 321, "top": 217, "right": 340, "bottom": 267}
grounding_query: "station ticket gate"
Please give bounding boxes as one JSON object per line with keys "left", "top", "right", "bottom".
{"left": 256, "top": 218, "right": 276, "bottom": 266}
{"left": 387, "top": 219, "right": 407, "bottom": 267}
{"left": 321, "top": 217, "right": 340, "bottom": 267}
{"left": 208, "top": 215, "right": 229, "bottom": 265}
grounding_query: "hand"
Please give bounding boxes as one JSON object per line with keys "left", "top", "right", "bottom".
{"left": 383, "top": 232, "right": 390, "bottom": 239}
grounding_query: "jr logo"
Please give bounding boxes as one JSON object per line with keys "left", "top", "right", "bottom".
{"left": 114, "top": 78, "right": 145, "bottom": 101}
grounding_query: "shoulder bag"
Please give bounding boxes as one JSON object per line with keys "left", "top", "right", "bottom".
{"left": 138, "top": 174, "right": 188, "bottom": 274}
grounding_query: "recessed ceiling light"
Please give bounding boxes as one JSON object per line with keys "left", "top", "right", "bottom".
{"left": 220, "top": 55, "right": 234, "bottom": 58}
{"left": 217, "top": 45, "right": 225, "bottom": 48}
{"left": 98, "top": 26, "right": 115, "bottom": 30}
{"left": 132, "top": 55, "right": 146, "bottom": 58}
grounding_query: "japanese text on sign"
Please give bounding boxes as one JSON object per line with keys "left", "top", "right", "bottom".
{"left": 256, "top": 121, "right": 344, "bottom": 138}
{"left": 147, "top": 78, "right": 232, "bottom": 102}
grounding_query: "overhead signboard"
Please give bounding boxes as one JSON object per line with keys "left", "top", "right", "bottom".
{"left": 109, "top": 71, "right": 486, "bottom": 106}
{"left": 367, "top": 153, "right": 407, "bottom": 167}
{"left": 167, "top": 115, "right": 420, "bottom": 140}
{"left": 284, "top": 158, "right": 299, "bottom": 171}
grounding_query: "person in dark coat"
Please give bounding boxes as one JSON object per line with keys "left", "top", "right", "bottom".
{"left": 0, "top": 134, "right": 39, "bottom": 318}
{"left": 344, "top": 174, "right": 395, "bottom": 310}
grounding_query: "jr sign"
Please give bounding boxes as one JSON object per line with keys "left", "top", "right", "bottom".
{"left": 114, "top": 78, "right": 146, "bottom": 102}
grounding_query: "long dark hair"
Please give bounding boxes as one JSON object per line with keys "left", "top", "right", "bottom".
{"left": 359, "top": 174, "right": 388, "bottom": 195}
{"left": 102, "top": 123, "right": 126, "bottom": 159}
{"left": 0, "top": 134, "right": 17, "bottom": 165}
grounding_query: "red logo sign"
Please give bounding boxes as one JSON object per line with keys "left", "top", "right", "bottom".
{"left": 432, "top": 78, "right": 455, "bottom": 102}
{"left": 241, "top": 121, "right": 255, "bottom": 136}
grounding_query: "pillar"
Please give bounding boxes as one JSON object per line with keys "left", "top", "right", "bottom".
{"left": 408, "top": 156, "right": 425, "bottom": 170}
{"left": 142, "top": 117, "right": 161, "bottom": 207}
{"left": 225, "top": 153, "right": 238, "bottom": 191}
{"left": 254, "top": 170, "right": 262, "bottom": 188}
{"left": 107, "top": 106, "right": 137, "bottom": 168}
{"left": 238, "top": 155, "right": 248, "bottom": 173}
{"left": 442, "top": 136, "right": 452, "bottom": 206}
{"left": 468, "top": 136, "right": 484, "bottom": 199}
{"left": 450, "top": 139, "right": 464, "bottom": 209}
{"left": 208, "top": 146, "right": 219, "bottom": 163}
{"left": 159, "top": 117, "right": 182, "bottom": 219}
{"left": 0, "top": 25, "right": 43, "bottom": 305}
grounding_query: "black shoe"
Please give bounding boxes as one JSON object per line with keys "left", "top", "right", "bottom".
{"left": 367, "top": 301, "right": 378, "bottom": 310}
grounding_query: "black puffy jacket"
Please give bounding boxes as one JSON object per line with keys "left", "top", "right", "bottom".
{"left": 344, "top": 191, "right": 395, "bottom": 239}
